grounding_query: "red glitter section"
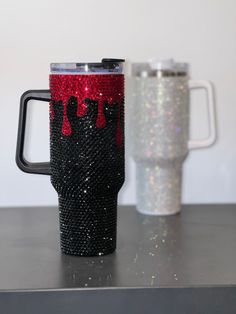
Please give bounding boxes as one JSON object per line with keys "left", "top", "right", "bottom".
{"left": 50, "top": 74, "right": 124, "bottom": 144}
{"left": 49, "top": 101, "right": 55, "bottom": 120}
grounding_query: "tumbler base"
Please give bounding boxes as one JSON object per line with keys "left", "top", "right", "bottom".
{"left": 136, "top": 205, "right": 181, "bottom": 216}
{"left": 58, "top": 194, "right": 117, "bottom": 257}
{"left": 136, "top": 162, "right": 182, "bottom": 216}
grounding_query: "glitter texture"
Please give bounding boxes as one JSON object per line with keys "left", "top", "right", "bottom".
{"left": 50, "top": 74, "right": 125, "bottom": 256}
{"left": 50, "top": 74, "right": 124, "bottom": 144}
{"left": 129, "top": 76, "right": 189, "bottom": 215}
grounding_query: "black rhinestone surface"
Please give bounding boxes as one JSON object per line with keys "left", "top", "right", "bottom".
{"left": 50, "top": 97, "right": 124, "bottom": 256}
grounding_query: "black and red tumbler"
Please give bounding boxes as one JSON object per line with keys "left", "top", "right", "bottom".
{"left": 16, "top": 59, "right": 125, "bottom": 256}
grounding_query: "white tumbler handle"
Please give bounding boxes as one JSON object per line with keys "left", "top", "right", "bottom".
{"left": 188, "top": 80, "right": 217, "bottom": 150}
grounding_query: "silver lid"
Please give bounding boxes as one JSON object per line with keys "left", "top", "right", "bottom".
{"left": 50, "top": 58, "right": 125, "bottom": 74}
{"left": 132, "top": 59, "right": 188, "bottom": 77}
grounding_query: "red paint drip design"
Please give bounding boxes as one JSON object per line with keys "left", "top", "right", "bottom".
{"left": 50, "top": 74, "right": 124, "bottom": 144}
{"left": 96, "top": 96, "right": 106, "bottom": 128}
{"left": 77, "top": 101, "right": 87, "bottom": 117}
{"left": 49, "top": 101, "right": 55, "bottom": 120}
{"left": 62, "top": 101, "right": 72, "bottom": 136}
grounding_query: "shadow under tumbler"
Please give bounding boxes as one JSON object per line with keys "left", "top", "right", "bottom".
{"left": 16, "top": 59, "right": 125, "bottom": 256}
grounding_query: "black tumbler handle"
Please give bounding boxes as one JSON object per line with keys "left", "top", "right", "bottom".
{"left": 16, "top": 90, "right": 52, "bottom": 175}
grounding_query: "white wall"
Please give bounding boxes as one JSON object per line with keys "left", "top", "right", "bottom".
{"left": 0, "top": 0, "right": 236, "bottom": 206}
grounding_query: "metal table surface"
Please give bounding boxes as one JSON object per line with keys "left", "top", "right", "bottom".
{"left": 0, "top": 205, "right": 236, "bottom": 313}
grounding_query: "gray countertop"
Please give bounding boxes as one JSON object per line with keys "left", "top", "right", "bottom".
{"left": 0, "top": 205, "right": 236, "bottom": 313}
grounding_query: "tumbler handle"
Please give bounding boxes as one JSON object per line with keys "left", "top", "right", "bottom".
{"left": 188, "top": 80, "right": 217, "bottom": 150}
{"left": 16, "top": 90, "right": 52, "bottom": 175}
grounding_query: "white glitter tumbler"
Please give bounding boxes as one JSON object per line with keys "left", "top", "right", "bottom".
{"left": 129, "top": 59, "right": 217, "bottom": 215}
